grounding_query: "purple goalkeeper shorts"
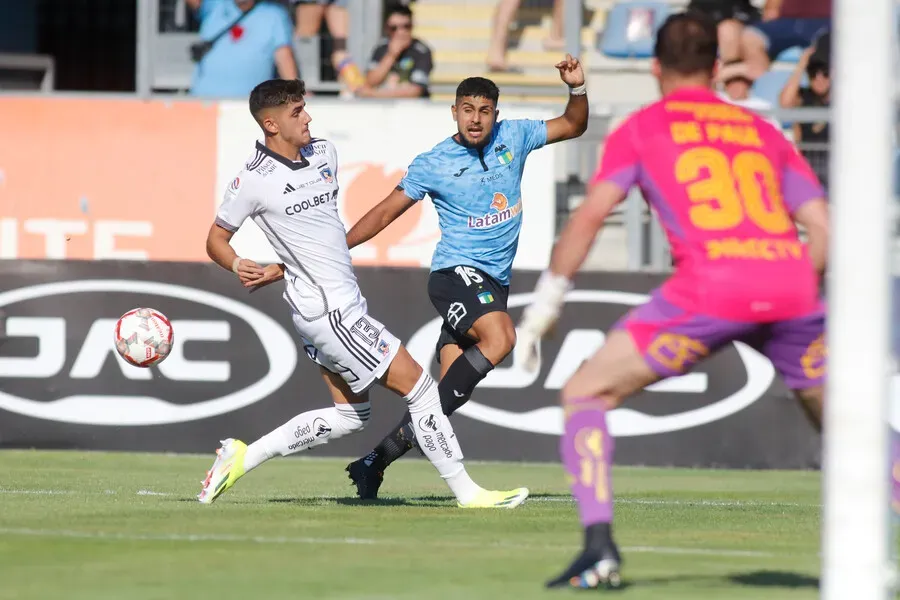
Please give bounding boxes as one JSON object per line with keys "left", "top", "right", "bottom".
{"left": 615, "top": 291, "right": 826, "bottom": 390}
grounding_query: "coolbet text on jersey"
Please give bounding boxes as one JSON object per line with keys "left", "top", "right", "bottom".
{"left": 398, "top": 118, "right": 547, "bottom": 285}
{"left": 216, "top": 139, "right": 360, "bottom": 320}
{"left": 593, "top": 87, "right": 825, "bottom": 323}
{"left": 215, "top": 138, "right": 404, "bottom": 395}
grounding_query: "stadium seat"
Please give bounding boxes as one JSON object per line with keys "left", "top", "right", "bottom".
{"left": 776, "top": 46, "right": 803, "bottom": 63}
{"left": 599, "top": 1, "right": 670, "bottom": 59}
{"left": 750, "top": 69, "right": 792, "bottom": 106}
{"left": 751, "top": 69, "right": 810, "bottom": 127}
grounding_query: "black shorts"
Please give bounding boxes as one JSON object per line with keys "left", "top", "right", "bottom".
{"left": 427, "top": 266, "right": 510, "bottom": 358}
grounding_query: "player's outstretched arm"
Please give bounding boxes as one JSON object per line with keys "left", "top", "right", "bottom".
{"left": 544, "top": 54, "right": 589, "bottom": 145}
{"left": 793, "top": 198, "right": 829, "bottom": 276}
{"left": 346, "top": 187, "right": 417, "bottom": 249}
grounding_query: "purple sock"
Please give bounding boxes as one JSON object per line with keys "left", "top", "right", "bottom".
{"left": 560, "top": 396, "right": 615, "bottom": 526}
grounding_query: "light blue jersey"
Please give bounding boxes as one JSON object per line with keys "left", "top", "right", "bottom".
{"left": 190, "top": 0, "right": 293, "bottom": 98}
{"left": 398, "top": 119, "right": 547, "bottom": 285}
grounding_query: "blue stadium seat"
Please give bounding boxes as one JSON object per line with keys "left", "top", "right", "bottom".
{"left": 751, "top": 70, "right": 809, "bottom": 127}
{"left": 750, "top": 70, "right": 792, "bottom": 106}
{"left": 775, "top": 46, "right": 804, "bottom": 63}
{"left": 599, "top": 2, "right": 671, "bottom": 59}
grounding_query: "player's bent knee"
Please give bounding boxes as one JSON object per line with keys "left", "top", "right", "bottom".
{"left": 478, "top": 324, "right": 516, "bottom": 365}
{"left": 497, "top": 325, "right": 517, "bottom": 359}
{"left": 382, "top": 345, "right": 425, "bottom": 397}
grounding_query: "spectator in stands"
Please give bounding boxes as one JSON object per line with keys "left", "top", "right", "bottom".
{"left": 291, "top": 0, "right": 365, "bottom": 92}
{"left": 356, "top": 4, "right": 433, "bottom": 98}
{"left": 686, "top": 0, "right": 759, "bottom": 66}
{"left": 188, "top": 0, "right": 298, "bottom": 98}
{"left": 718, "top": 59, "right": 781, "bottom": 129}
{"left": 487, "top": 0, "right": 564, "bottom": 72}
{"left": 779, "top": 41, "right": 831, "bottom": 190}
{"left": 719, "top": 0, "right": 831, "bottom": 83}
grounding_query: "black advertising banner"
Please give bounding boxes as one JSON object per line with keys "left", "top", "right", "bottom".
{"left": 0, "top": 261, "right": 821, "bottom": 468}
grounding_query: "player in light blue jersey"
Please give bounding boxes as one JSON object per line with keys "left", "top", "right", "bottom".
{"left": 344, "top": 56, "right": 589, "bottom": 500}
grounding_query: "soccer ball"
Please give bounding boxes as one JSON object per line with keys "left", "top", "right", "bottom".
{"left": 113, "top": 308, "right": 174, "bottom": 368}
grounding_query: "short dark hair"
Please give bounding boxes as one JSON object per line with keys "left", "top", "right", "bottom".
{"left": 385, "top": 4, "right": 413, "bottom": 21}
{"left": 455, "top": 77, "right": 499, "bottom": 105}
{"left": 248, "top": 79, "right": 306, "bottom": 121}
{"left": 654, "top": 12, "right": 718, "bottom": 76}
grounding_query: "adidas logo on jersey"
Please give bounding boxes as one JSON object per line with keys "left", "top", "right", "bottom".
{"left": 284, "top": 183, "right": 296, "bottom": 195}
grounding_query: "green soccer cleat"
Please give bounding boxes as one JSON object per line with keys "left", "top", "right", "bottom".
{"left": 457, "top": 487, "right": 529, "bottom": 509}
{"left": 197, "top": 438, "right": 247, "bottom": 504}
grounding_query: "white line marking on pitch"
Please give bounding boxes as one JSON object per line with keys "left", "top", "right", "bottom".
{"left": 0, "top": 489, "right": 174, "bottom": 497}
{"left": 0, "top": 489, "right": 74, "bottom": 495}
{"left": 0, "top": 527, "right": 796, "bottom": 559}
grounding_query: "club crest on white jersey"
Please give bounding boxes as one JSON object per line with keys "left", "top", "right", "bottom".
{"left": 216, "top": 139, "right": 361, "bottom": 321}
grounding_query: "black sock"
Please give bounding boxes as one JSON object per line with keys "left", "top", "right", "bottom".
{"left": 437, "top": 345, "right": 494, "bottom": 416}
{"left": 584, "top": 522, "right": 614, "bottom": 553}
{"left": 366, "top": 411, "right": 417, "bottom": 472}
{"left": 362, "top": 347, "right": 495, "bottom": 472}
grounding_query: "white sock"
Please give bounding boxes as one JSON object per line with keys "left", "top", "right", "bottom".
{"left": 404, "top": 371, "right": 484, "bottom": 504}
{"left": 243, "top": 402, "right": 371, "bottom": 472}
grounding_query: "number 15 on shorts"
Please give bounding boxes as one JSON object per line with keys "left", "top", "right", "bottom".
{"left": 455, "top": 266, "right": 483, "bottom": 287}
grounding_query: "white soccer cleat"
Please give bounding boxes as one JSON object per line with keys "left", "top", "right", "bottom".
{"left": 457, "top": 487, "right": 530, "bottom": 509}
{"left": 197, "top": 438, "right": 248, "bottom": 504}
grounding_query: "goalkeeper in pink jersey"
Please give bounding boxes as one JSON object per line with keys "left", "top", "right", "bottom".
{"left": 516, "top": 12, "right": 829, "bottom": 590}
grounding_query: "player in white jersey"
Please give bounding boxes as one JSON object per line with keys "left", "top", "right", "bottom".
{"left": 198, "top": 79, "right": 528, "bottom": 509}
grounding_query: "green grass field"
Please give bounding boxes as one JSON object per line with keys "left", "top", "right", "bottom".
{"left": 0, "top": 450, "right": 822, "bottom": 599}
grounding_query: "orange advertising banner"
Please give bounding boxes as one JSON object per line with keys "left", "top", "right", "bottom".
{"left": 0, "top": 97, "right": 217, "bottom": 261}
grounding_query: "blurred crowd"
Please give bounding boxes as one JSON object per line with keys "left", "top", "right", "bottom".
{"left": 185, "top": 0, "right": 832, "bottom": 185}
{"left": 688, "top": 0, "right": 831, "bottom": 186}
{"left": 188, "top": 0, "right": 433, "bottom": 100}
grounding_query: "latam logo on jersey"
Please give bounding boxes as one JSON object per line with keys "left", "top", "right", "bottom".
{"left": 467, "top": 192, "right": 522, "bottom": 230}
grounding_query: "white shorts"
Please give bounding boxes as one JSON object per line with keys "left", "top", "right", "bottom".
{"left": 287, "top": 293, "right": 401, "bottom": 395}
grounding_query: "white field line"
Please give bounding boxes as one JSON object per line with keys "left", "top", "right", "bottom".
{"left": 1, "top": 449, "right": 823, "bottom": 477}
{"left": 0, "top": 527, "right": 790, "bottom": 559}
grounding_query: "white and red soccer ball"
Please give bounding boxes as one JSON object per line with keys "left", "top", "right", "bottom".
{"left": 113, "top": 308, "right": 173, "bottom": 367}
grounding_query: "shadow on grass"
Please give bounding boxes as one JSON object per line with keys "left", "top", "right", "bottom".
{"left": 728, "top": 570, "right": 819, "bottom": 589}
{"left": 265, "top": 495, "right": 453, "bottom": 508}
{"left": 620, "top": 570, "right": 817, "bottom": 592}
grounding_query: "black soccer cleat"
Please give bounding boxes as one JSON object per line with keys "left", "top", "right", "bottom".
{"left": 345, "top": 458, "right": 384, "bottom": 500}
{"left": 546, "top": 542, "right": 622, "bottom": 590}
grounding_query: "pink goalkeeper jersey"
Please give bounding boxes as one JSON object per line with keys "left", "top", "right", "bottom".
{"left": 593, "top": 87, "right": 825, "bottom": 322}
